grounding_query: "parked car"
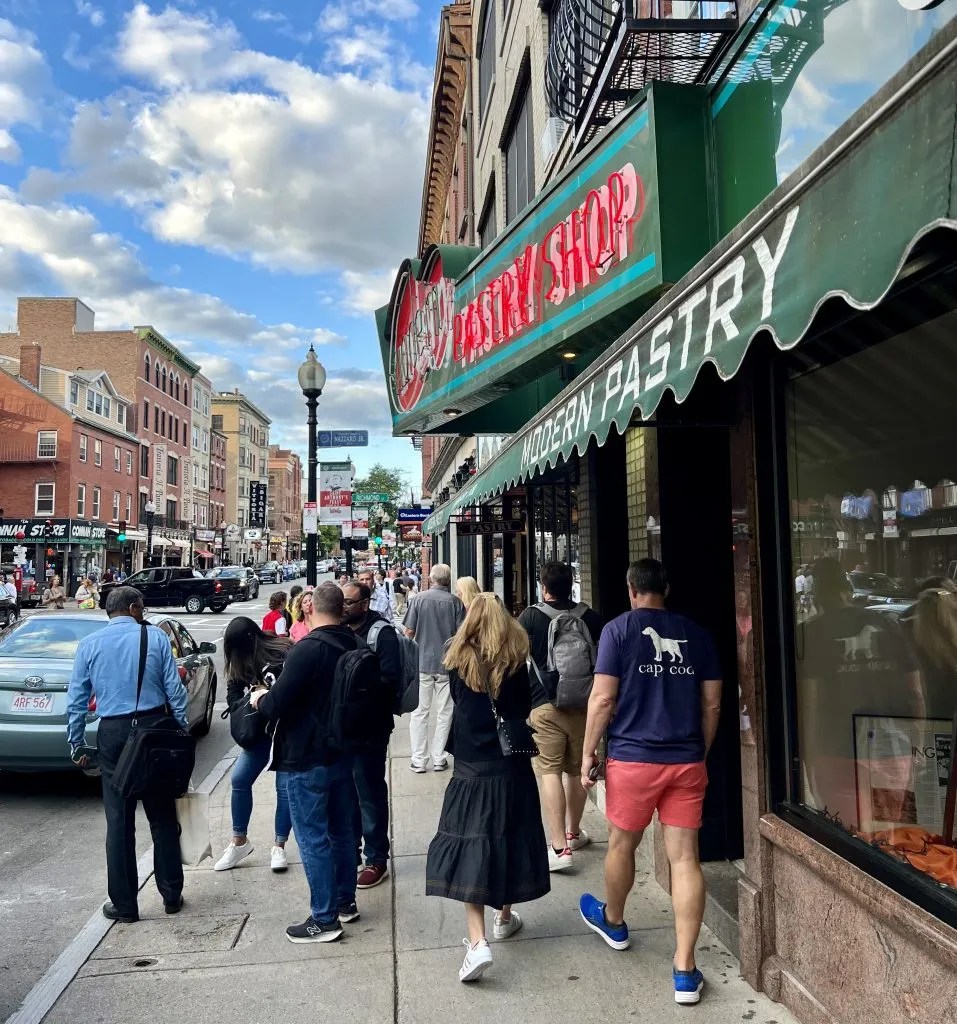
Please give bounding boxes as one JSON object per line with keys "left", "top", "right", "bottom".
{"left": 846, "top": 571, "right": 911, "bottom": 605}
{"left": 0, "top": 591, "right": 16, "bottom": 629}
{"left": 255, "top": 561, "right": 283, "bottom": 584}
{"left": 282, "top": 562, "right": 298, "bottom": 582}
{"left": 100, "top": 566, "right": 242, "bottom": 615}
{"left": 0, "top": 565, "right": 40, "bottom": 608}
{"left": 206, "top": 565, "right": 260, "bottom": 600}
{"left": 0, "top": 613, "right": 217, "bottom": 772}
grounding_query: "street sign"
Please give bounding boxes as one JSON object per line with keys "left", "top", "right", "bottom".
{"left": 249, "top": 481, "right": 268, "bottom": 528}
{"left": 318, "top": 430, "right": 369, "bottom": 448}
{"left": 320, "top": 462, "right": 354, "bottom": 525}
{"left": 303, "top": 501, "right": 318, "bottom": 535}
{"left": 352, "top": 492, "right": 389, "bottom": 504}
{"left": 397, "top": 507, "right": 430, "bottom": 523}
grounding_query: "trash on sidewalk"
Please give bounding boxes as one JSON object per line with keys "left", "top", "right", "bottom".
{"left": 176, "top": 788, "right": 212, "bottom": 866}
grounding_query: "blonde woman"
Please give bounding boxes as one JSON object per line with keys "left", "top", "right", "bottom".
{"left": 426, "top": 592, "right": 549, "bottom": 983}
{"left": 289, "top": 589, "right": 314, "bottom": 643}
{"left": 455, "top": 575, "right": 481, "bottom": 609}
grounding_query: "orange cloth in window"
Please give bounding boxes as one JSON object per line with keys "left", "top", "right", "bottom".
{"left": 857, "top": 827, "right": 957, "bottom": 889}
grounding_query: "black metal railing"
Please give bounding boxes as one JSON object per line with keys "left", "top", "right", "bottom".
{"left": 546, "top": 0, "right": 738, "bottom": 143}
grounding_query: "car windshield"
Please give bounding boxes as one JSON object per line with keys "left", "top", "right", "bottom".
{"left": 0, "top": 617, "right": 109, "bottom": 659}
{"left": 217, "top": 568, "right": 243, "bottom": 577}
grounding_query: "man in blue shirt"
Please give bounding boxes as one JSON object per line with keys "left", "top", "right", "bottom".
{"left": 68, "top": 586, "right": 189, "bottom": 923}
{"left": 579, "top": 559, "right": 722, "bottom": 1006}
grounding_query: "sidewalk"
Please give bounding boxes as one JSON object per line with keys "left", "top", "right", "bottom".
{"left": 38, "top": 732, "right": 797, "bottom": 1024}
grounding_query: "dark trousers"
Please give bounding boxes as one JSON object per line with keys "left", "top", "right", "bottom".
{"left": 352, "top": 741, "right": 390, "bottom": 867}
{"left": 98, "top": 712, "right": 184, "bottom": 915}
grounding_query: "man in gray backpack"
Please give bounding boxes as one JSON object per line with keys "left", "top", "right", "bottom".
{"left": 519, "top": 562, "right": 602, "bottom": 872}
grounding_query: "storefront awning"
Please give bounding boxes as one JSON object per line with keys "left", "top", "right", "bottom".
{"left": 195, "top": 548, "right": 214, "bottom": 558}
{"left": 424, "top": 32, "right": 957, "bottom": 536}
{"left": 169, "top": 538, "right": 190, "bottom": 550}
{"left": 151, "top": 536, "right": 172, "bottom": 548}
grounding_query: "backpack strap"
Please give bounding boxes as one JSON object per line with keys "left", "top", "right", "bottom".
{"left": 366, "top": 620, "right": 386, "bottom": 650}
{"left": 535, "top": 602, "right": 561, "bottom": 619}
{"left": 132, "top": 622, "right": 148, "bottom": 724}
{"left": 570, "top": 603, "right": 588, "bottom": 620}
{"left": 312, "top": 629, "right": 366, "bottom": 653}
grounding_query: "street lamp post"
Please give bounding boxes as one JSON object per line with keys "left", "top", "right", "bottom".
{"left": 298, "top": 345, "right": 327, "bottom": 588}
{"left": 144, "top": 500, "right": 156, "bottom": 568}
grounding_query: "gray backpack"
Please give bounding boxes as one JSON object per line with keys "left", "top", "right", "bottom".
{"left": 536, "top": 602, "right": 596, "bottom": 709}
{"left": 367, "top": 619, "right": 420, "bottom": 714}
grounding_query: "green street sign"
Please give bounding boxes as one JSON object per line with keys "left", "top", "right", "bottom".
{"left": 353, "top": 492, "right": 390, "bottom": 504}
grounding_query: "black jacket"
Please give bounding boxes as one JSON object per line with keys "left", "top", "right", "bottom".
{"left": 352, "top": 610, "right": 400, "bottom": 738}
{"left": 257, "top": 624, "right": 358, "bottom": 771}
{"left": 518, "top": 600, "right": 603, "bottom": 710}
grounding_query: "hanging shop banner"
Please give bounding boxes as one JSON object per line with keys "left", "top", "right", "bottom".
{"left": 423, "top": 51, "right": 957, "bottom": 535}
{"left": 303, "top": 501, "right": 318, "bottom": 535}
{"left": 182, "top": 456, "right": 193, "bottom": 522}
{"left": 319, "top": 461, "right": 354, "bottom": 525}
{"left": 352, "top": 507, "right": 370, "bottom": 539}
{"left": 249, "top": 481, "right": 268, "bottom": 528}
{"left": 153, "top": 442, "right": 167, "bottom": 512}
{"left": 378, "top": 85, "right": 722, "bottom": 435}
{"left": 400, "top": 523, "right": 424, "bottom": 542}
{"left": 195, "top": 529, "right": 216, "bottom": 543}
{"left": 397, "top": 507, "right": 431, "bottom": 523}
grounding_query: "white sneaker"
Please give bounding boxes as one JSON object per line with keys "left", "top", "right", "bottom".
{"left": 459, "top": 938, "right": 493, "bottom": 982}
{"left": 548, "top": 847, "right": 574, "bottom": 873}
{"left": 270, "top": 845, "right": 288, "bottom": 872}
{"left": 433, "top": 760, "right": 448, "bottom": 772}
{"left": 214, "top": 841, "right": 254, "bottom": 871}
{"left": 566, "top": 828, "right": 591, "bottom": 851}
{"left": 492, "top": 910, "right": 523, "bottom": 941}
{"left": 409, "top": 762, "right": 427, "bottom": 774}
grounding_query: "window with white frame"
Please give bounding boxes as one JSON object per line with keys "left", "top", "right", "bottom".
{"left": 192, "top": 425, "right": 199, "bottom": 449}
{"left": 70, "top": 381, "right": 79, "bottom": 406}
{"left": 114, "top": 446, "right": 121, "bottom": 472}
{"left": 126, "top": 493, "right": 132, "bottom": 520}
{"left": 201, "top": 465, "right": 208, "bottom": 489}
{"left": 200, "top": 504, "right": 207, "bottom": 527}
{"left": 77, "top": 483, "right": 86, "bottom": 518}
{"left": 202, "top": 393, "right": 209, "bottom": 416}
{"left": 86, "top": 390, "right": 95, "bottom": 413}
{"left": 92, "top": 487, "right": 101, "bottom": 519}
{"left": 35, "top": 482, "right": 55, "bottom": 515}
{"left": 37, "top": 431, "right": 57, "bottom": 459}
{"left": 201, "top": 429, "right": 209, "bottom": 454}
{"left": 94, "top": 439, "right": 102, "bottom": 466}
{"left": 112, "top": 491, "right": 121, "bottom": 521}
{"left": 193, "top": 463, "right": 199, "bottom": 487}
{"left": 79, "top": 434, "right": 88, "bottom": 462}
{"left": 103, "top": 395, "right": 111, "bottom": 419}
{"left": 126, "top": 451, "right": 133, "bottom": 475}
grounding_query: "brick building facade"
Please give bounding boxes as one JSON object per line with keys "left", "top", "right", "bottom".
{"left": 209, "top": 429, "right": 227, "bottom": 530}
{"left": 267, "top": 446, "right": 302, "bottom": 560}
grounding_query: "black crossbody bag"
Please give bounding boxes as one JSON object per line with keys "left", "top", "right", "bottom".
{"left": 485, "top": 675, "right": 539, "bottom": 758}
{"left": 112, "top": 624, "right": 196, "bottom": 799}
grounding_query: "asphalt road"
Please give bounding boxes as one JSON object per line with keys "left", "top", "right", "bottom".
{"left": 0, "top": 577, "right": 333, "bottom": 1021}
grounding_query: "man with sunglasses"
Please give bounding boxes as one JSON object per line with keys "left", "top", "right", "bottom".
{"left": 341, "top": 581, "right": 401, "bottom": 889}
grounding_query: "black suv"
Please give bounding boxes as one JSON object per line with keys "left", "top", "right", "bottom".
{"left": 100, "top": 567, "right": 242, "bottom": 614}
{"left": 255, "top": 561, "right": 283, "bottom": 584}
{"left": 208, "top": 566, "right": 260, "bottom": 600}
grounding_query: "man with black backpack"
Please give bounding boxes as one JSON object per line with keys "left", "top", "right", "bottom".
{"left": 250, "top": 583, "right": 381, "bottom": 943}
{"left": 519, "top": 562, "right": 602, "bottom": 873}
{"left": 342, "top": 581, "right": 403, "bottom": 890}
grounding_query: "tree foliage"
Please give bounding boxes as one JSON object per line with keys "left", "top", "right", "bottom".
{"left": 352, "top": 463, "right": 408, "bottom": 526}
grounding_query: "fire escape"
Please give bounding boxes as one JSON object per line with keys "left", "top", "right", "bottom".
{"left": 546, "top": 1, "right": 739, "bottom": 146}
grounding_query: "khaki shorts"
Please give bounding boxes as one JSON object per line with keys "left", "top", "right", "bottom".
{"left": 530, "top": 704, "right": 588, "bottom": 777}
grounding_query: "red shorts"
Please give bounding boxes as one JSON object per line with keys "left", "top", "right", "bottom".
{"left": 605, "top": 759, "right": 708, "bottom": 832}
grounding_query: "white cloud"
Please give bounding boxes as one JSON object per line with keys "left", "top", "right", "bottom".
{"left": 75, "top": 0, "right": 104, "bottom": 27}
{"left": 36, "top": 2, "right": 430, "bottom": 280}
{"left": 0, "top": 185, "right": 342, "bottom": 353}
{"left": 0, "top": 19, "right": 48, "bottom": 149}
{"left": 340, "top": 268, "right": 396, "bottom": 315}
{"left": 0, "top": 127, "right": 20, "bottom": 162}
{"left": 252, "top": 9, "right": 286, "bottom": 23}
{"left": 317, "top": 0, "right": 419, "bottom": 35}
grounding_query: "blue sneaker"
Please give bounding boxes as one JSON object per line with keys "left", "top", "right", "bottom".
{"left": 579, "top": 893, "right": 630, "bottom": 950}
{"left": 673, "top": 966, "right": 705, "bottom": 1005}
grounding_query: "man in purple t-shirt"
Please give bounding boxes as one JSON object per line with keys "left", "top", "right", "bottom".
{"left": 579, "top": 559, "right": 722, "bottom": 1006}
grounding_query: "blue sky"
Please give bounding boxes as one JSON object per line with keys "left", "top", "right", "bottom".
{"left": 0, "top": 0, "right": 446, "bottom": 486}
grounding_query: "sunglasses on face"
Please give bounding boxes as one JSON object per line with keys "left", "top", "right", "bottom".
{"left": 343, "top": 597, "right": 368, "bottom": 606}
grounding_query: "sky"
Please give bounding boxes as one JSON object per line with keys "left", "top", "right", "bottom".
{"left": 0, "top": 0, "right": 446, "bottom": 487}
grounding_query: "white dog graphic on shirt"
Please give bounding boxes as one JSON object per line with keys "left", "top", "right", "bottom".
{"left": 642, "top": 626, "right": 688, "bottom": 664}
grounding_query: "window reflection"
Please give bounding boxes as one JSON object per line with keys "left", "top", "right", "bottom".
{"left": 788, "top": 310, "right": 957, "bottom": 892}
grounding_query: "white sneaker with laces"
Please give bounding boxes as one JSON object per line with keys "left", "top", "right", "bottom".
{"left": 459, "top": 938, "right": 493, "bottom": 982}
{"left": 270, "top": 845, "right": 288, "bottom": 872}
{"left": 214, "top": 841, "right": 254, "bottom": 871}
{"left": 566, "top": 828, "right": 591, "bottom": 851}
{"left": 492, "top": 910, "right": 523, "bottom": 941}
{"left": 548, "top": 847, "right": 574, "bottom": 872}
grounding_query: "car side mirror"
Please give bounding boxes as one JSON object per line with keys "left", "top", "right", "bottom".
{"left": 198, "top": 641, "right": 217, "bottom": 654}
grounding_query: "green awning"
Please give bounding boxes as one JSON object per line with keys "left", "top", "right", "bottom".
{"left": 423, "top": 30, "right": 957, "bottom": 535}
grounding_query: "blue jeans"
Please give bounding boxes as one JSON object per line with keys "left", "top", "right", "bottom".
{"left": 231, "top": 738, "right": 292, "bottom": 843}
{"left": 282, "top": 760, "right": 358, "bottom": 926}
{"left": 352, "top": 742, "right": 390, "bottom": 867}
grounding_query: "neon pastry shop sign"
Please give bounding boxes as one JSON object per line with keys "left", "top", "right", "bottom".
{"left": 391, "top": 166, "right": 644, "bottom": 414}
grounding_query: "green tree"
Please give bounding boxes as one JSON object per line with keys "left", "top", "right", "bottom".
{"left": 318, "top": 525, "right": 341, "bottom": 555}
{"left": 353, "top": 463, "right": 408, "bottom": 527}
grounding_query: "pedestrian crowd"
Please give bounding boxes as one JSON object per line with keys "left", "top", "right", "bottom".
{"left": 67, "top": 555, "right": 723, "bottom": 1006}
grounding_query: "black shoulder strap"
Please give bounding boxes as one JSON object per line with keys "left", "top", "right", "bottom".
{"left": 311, "top": 630, "right": 348, "bottom": 654}
{"left": 135, "top": 622, "right": 148, "bottom": 712}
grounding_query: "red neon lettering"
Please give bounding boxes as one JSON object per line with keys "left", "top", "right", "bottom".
{"left": 584, "top": 188, "right": 607, "bottom": 272}
{"left": 564, "top": 210, "right": 585, "bottom": 295}
{"left": 543, "top": 225, "right": 562, "bottom": 304}
{"left": 452, "top": 312, "right": 466, "bottom": 362}
{"left": 500, "top": 268, "right": 515, "bottom": 340}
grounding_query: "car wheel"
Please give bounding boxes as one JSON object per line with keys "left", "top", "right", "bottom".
{"left": 192, "top": 675, "right": 216, "bottom": 737}
{"left": 185, "top": 595, "right": 204, "bottom": 614}
{"left": 209, "top": 601, "right": 226, "bottom": 613}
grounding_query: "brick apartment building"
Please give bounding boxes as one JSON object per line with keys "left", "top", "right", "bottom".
{"left": 209, "top": 429, "right": 227, "bottom": 530}
{"left": 0, "top": 344, "right": 141, "bottom": 587}
{"left": 0, "top": 298, "right": 199, "bottom": 565}
{"left": 267, "top": 445, "right": 302, "bottom": 560}
{"left": 189, "top": 371, "right": 213, "bottom": 530}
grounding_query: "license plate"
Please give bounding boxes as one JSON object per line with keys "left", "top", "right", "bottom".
{"left": 10, "top": 692, "right": 55, "bottom": 714}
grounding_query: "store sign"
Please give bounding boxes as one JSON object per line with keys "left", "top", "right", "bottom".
{"left": 840, "top": 495, "right": 874, "bottom": 521}
{"left": 195, "top": 529, "right": 216, "bottom": 542}
{"left": 384, "top": 99, "right": 661, "bottom": 422}
{"left": 153, "top": 442, "right": 167, "bottom": 511}
{"left": 400, "top": 523, "right": 423, "bottom": 542}
{"left": 320, "top": 461, "right": 353, "bottom": 525}
{"left": 249, "top": 481, "right": 268, "bottom": 528}
{"left": 0, "top": 519, "right": 106, "bottom": 544}
{"left": 244, "top": 528, "right": 262, "bottom": 541}
{"left": 397, "top": 507, "right": 431, "bottom": 523}
{"left": 456, "top": 519, "right": 525, "bottom": 536}
{"left": 71, "top": 521, "right": 108, "bottom": 544}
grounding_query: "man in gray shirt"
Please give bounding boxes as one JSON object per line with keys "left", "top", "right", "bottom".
{"left": 404, "top": 563, "right": 465, "bottom": 772}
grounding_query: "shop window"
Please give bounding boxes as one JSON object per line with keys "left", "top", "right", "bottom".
{"left": 477, "top": 0, "right": 495, "bottom": 122}
{"left": 504, "top": 79, "right": 535, "bottom": 225}
{"left": 77, "top": 483, "right": 86, "bottom": 518}
{"left": 478, "top": 183, "right": 497, "bottom": 249}
{"left": 36, "top": 482, "right": 55, "bottom": 516}
{"left": 91, "top": 487, "right": 100, "bottom": 519}
{"left": 94, "top": 439, "right": 102, "bottom": 467}
{"left": 79, "top": 434, "right": 87, "bottom": 463}
{"left": 37, "top": 431, "right": 57, "bottom": 459}
{"left": 785, "top": 306, "right": 957, "bottom": 914}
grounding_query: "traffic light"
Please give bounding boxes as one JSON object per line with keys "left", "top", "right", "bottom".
{"left": 117, "top": 520, "right": 127, "bottom": 542}
{"left": 374, "top": 535, "right": 383, "bottom": 547}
